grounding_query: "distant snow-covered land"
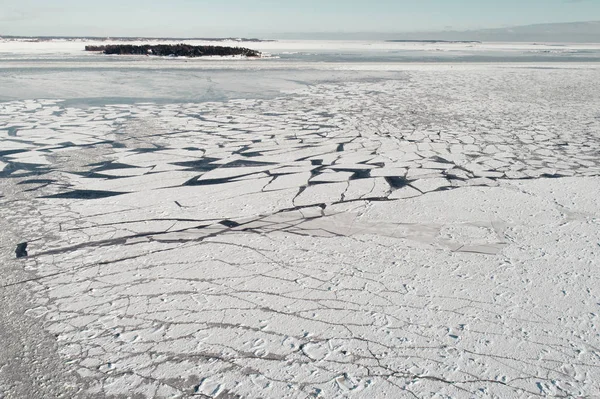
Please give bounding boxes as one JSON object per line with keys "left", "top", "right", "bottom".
{"left": 0, "top": 41, "right": 599, "bottom": 398}
{"left": 2, "top": 38, "right": 600, "bottom": 61}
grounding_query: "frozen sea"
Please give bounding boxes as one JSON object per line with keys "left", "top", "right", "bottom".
{"left": 0, "top": 39, "right": 599, "bottom": 398}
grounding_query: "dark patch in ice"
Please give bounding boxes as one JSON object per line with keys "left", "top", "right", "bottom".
{"left": 385, "top": 176, "right": 410, "bottom": 189}
{"left": 311, "top": 160, "right": 323, "bottom": 166}
{"left": 131, "top": 147, "right": 164, "bottom": 153}
{"left": 336, "top": 144, "right": 345, "bottom": 152}
{"left": 0, "top": 149, "right": 28, "bottom": 157}
{"left": 0, "top": 162, "right": 51, "bottom": 178}
{"left": 172, "top": 158, "right": 221, "bottom": 172}
{"left": 90, "top": 162, "right": 139, "bottom": 172}
{"left": 69, "top": 171, "right": 123, "bottom": 180}
{"left": 55, "top": 141, "right": 77, "bottom": 148}
{"left": 111, "top": 142, "right": 127, "bottom": 149}
{"left": 536, "top": 382, "right": 546, "bottom": 394}
{"left": 233, "top": 145, "right": 251, "bottom": 155}
{"left": 15, "top": 243, "right": 28, "bottom": 259}
{"left": 431, "top": 156, "right": 455, "bottom": 164}
{"left": 17, "top": 179, "right": 55, "bottom": 185}
{"left": 541, "top": 173, "right": 565, "bottom": 179}
{"left": 184, "top": 176, "right": 226, "bottom": 186}
{"left": 183, "top": 171, "right": 264, "bottom": 186}
{"left": 309, "top": 166, "right": 326, "bottom": 178}
{"left": 222, "top": 160, "right": 277, "bottom": 168}
{"left": 240, "top": 151, "right": 263, "bottom": 158}
{"left": 220, "top": 220, "right": 241, "bottom": 228}
{"left": 444, "top": 173, "right": 467, "bottom": 181}
{"left": 348, "top": 170, "right": 372, "bottom": 180}
{"left": 7, "top": 127, "right": 19, "bottom": 137}
{"left": 42, "top": 190, "right": 127, "bottom": 199}
{"left": 268, "top": 170, "right": 294, "bottom": 177}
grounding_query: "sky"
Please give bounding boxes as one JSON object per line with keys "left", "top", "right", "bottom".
{"left": 0, "top": 0, "right": 599, "bottom": 37}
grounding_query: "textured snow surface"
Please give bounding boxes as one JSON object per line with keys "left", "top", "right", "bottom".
{"left": 2, "top": 38, "right": 600, "bottom": 56}
{"left": 1, "top": 66, "right": 600, "bottom": 398}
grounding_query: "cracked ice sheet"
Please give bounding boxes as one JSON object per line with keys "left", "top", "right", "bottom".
{"left": 1, "top": 65, "right": 600, "bottom": 398}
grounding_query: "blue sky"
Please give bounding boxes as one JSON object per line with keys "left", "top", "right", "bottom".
{"left": 0, "top": 0, "right": 598, "bottom": 37}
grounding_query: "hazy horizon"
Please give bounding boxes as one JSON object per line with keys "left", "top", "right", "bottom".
{"left": 2, "top": 21, "right": 600, "bottom": 43}
{"left": 1, "top": 0, "right": 600, "bottom": 39}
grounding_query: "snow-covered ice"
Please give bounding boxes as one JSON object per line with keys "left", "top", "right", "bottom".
{"left": 0, "top": 43, "right": 599, "bottom": 398}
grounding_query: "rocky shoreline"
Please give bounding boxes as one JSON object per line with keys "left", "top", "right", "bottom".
{"left": 84, "top": 44, "right": 261, "bottom": 57}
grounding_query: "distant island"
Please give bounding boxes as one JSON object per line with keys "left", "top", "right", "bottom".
{"left": 1, "top": 35, "right": 274, "bottom": 43}
{"left": 386, "top": 40, "right": 481, "bottom": 44}
{"left": 85, "top": 44, "right": 262, "bottom": 57}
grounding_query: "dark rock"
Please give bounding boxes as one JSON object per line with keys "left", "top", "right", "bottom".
{"left": 85, "top": 44, "right": 261, "bottom": 58}
{"left": 350, "top": 169, "right": 372, "bottom": 180}
{"left": 385, "top": 176, "right": 410, "bottom": 189}
{"left": 220, "top": 220, "right": 240, "bottom": 228}
{"left": 16, "top": 243, "right": 28, "bottom": 258}
{"left": 42, "top": 190, "right": 126, "bottom": 199}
